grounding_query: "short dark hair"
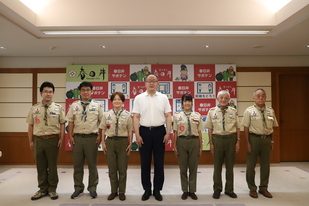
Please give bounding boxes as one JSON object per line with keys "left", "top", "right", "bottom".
{"left": 40, "top": 81, "right": 55, "bottom": 92}
{"left": 181, "top": 93, "right": 193, "bottom": 103}
{"left": 110, "top": 92, "right": 125, "bottom": 102}
{"left": 78, "top": 81, "right": 93, "bottom": 90}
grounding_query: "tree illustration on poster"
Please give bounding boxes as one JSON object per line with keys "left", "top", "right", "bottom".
{"left": 64, "top": 64, "right": 237, "bottom": 151}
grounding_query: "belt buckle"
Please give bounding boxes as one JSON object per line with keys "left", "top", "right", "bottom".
{"left": 149, "top": 127, "right": 154, "bottom": 130}
{"left": 261, "top": 135, "right": 267, "bottom": 139}
{"left": 43, "top": 135, "right": 49, "bottom": 139}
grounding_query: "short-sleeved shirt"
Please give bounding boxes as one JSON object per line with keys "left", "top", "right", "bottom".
{"left": 26, "top": 101, "right": 66, "bottom": 136}
{"left": 241, "top": 104, "right": 279, "bottom": 135}
{"left": 173, "top": 111, "right": 204, "bottom": 136}
{"left": 132, "top": 91, "right": 171, "bottom": 127}
{"left": 66, "top": 99, "right": 103, "bottom": 134}
{"left": 205, "top": 106, "right": 240, "bottom": 135}
{"left": 99, "top": 109, "right": 134, "bottom": 137}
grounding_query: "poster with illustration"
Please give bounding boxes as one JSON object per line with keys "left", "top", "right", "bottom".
{"left": 65, "top": 64, "right": 237, "bottom": 151}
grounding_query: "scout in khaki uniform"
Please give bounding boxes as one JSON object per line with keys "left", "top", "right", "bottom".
{"left": 99, "top": 92, "right": 133, "bottom": 201}
{"left": 66, "top": 81, "right": 103, "bottom": 199}
{"left": 173, "top": 94, "right": 203, "bottom": 200}
{"left": 241, "top": 88, "right": 278, "bottom": 199}
{"left": 27, "top": 81, "right": 66, "bottom": 200}
{"left": 205, "top": 90, "right": 240, "bottom": 199}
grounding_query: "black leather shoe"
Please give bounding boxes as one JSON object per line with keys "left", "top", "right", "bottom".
{"left": 189, "top": 192, "right": 198, "bottom": 200}
{"left": 225, "top": 191, "right": 237, "bottom": 198}
{"left": 213, "top": 190, "right": 221, "bottom": 199}
{"left": 181, "top": 192, "right": 188, "bottom": 200}
{"left": 153, "top": 190, "right": 163, "bottom": 201}
{"left": 142, "top": 190, "right": 151, "bottom": 201}
{"left": 71, "top": 190, "right": 83, "bottom": 199}
{"left": 90, "top": 191, "right": 97, "bottom": 198}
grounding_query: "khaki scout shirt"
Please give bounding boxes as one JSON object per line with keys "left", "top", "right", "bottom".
{"left": 173, "top": 111, "right": 204, "bottom": 136}
{"left": 205, "top": 106, "right": 240, "bottom": 135}
{"left": 241, "top": 104, "right": 279, "bottom": 135}
{"left": 26, "top": 102, "right": 66, "bottom": 136}
{"left": 99, "top": 109, "right": 134, "bottom": 137}
{"left": 66, "top": 99, "right": 103, "bottom": 134}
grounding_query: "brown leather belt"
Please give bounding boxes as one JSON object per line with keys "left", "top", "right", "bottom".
{"left": 35, "top": 134, "right": 58, "bottom": 139}
{"left": 250, "top": 133, "right": 272, "bottom": 139}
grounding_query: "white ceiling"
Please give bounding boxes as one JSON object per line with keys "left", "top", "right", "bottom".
{"left": 1, "top": 0, "right": 309, "bottom": 57}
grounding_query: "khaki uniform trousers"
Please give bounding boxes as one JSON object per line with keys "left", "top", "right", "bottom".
{"left": 176, "top": 137, "right": 200, "bottom": 193}
{"left": 212, "top": 134, "right": 237, "bottom": 193}
{"left": 34, "top": 136, "right": 59, "bottom": 193}
{"left": 72, "top": 134, "right": 98, "bottom": 192}
{"left": 105, "top": 137, "right": 129, "bottom": 193}
{"left": 246, "top": 134, "right": 271, "bottom": 191}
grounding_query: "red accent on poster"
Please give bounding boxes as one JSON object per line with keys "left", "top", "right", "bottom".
{"left": 130, "top": 82, "right": 146, "bottom": 98}
{"left": 216, "top": 81, "right": 237, "bottom": 98}
{"left": 108, "top": 65, "right": 130, "bottom": 81}
{"left": 173, "top": 82, "right": 194, "bottom": 99}
{"left": 195, "top": 99, "right": 216, "bottom": 115}
{"left": 91, "top": 82, "right": 108, "bottom": 99}
{"left": 194, "top": 64, "right": 216, "bottom": 81}
{"left": 151, "top": 64, "right": 173, "bottom": 81}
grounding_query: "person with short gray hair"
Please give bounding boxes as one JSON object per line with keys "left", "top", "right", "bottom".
{"left": 241, "top": 88, "right": 279, "bottom": 199}
{"left": 205, "top": 90, "right": 240, "bottom": 199}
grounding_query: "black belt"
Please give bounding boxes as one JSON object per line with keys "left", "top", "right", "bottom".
{"left": 108, "top": 136, "right": 127, "bottom": 139}
{"left": 213, "top": 133, "right": 236, "bottom": 138}
{"left": 250, "top": 133, "right": 272, "bottom": 138}
{"left": 74, "top": 133, "right": 98, "bottom": 136}
{"left": 179, "top": 135, "right": 198, "bottom": 139}
{"left": 140, "top": 125, "right": 164, "bottom": 131}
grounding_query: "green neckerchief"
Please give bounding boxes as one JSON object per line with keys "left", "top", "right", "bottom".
{"left": 43, "top": 101, "right": 52, "bottom": 126}
{"left": 254, "top": 104, "right": 267, "bottom": 128}
{"left": 183, "top": 110, "right": 192, "bottom": 136}
{"left": 81, "top": 99, "right": 92, "bottom": 122}
{"left": 112, "top": 108, "right": 124, "bottom": 136}
{"left": 218, "top": 104, "right": 228, "bottom": 131}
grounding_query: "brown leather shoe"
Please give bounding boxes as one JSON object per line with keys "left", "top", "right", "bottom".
{"left": 189, "top": 192, "right": 198, "bottom": 200}
{"left": 107, "top": 193, "right": 118, "bottom": 200}
{"left": 181, "top": 192, "right": 188, "bottom": 200}
{"left": 259, "top": 190, "right": 273, "bottom": 198}
{"left": 119, "top": 193, "right": 126, "bottom": 201}
{"left": 249, "top": 191, "right": 258, "bottom": 198}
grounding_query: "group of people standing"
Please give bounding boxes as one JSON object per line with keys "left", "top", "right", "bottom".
{"left": 26, "top": 74, "right": 278, "bottom": 202}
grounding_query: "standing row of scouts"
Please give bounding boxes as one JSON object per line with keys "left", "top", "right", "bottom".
{"left": 26, "top": 74, "right": 278, "bottom": 202}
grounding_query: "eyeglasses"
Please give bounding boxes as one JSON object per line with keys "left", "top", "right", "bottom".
{"left": 42, "top": 90, "right": 53, "bottom": 94}
{"left": 80, "top": 89, "right": 92, "bottom": 92}
{"left": 146, "top": 80, "right": 158, "bottom": 83}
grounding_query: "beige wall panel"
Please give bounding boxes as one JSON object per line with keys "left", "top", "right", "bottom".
{"left": 237, "top": 87, "right": 272, "bottom": 101}
{"left": 36, "top": 88, "right": 66, "bottom": 103}
{"left": 237, "top": 72, "right": 271, "bottom": 86}
{"left": 37, "top": 73, "right": 66, "bottom": 87}
{"left": 0, "top": 103, "right": 32, "bottom": 117}
{"left": 0, "top": 118, "right": 28, "bottom": 132}
{"left": 237, "top": 102, "right": 253, "bottom": 116}
{"left": 0, "top": 88, "right": 32, "bottom": 102}
{"left": 0, "top": 74, "right": 32, "bottom": 87}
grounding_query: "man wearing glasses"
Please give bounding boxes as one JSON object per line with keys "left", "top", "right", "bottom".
{"left": 132, "top": 74, "right": 172, "bottom": 201}
{"left": 66, "top": 81, "right": 103, "bottom": 199}
{"left": 27, "top": 81, "right": 66, "bottom": 200}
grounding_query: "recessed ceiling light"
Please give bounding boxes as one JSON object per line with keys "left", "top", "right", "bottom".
{"left": 100, "top": 45, "right": 108, "bottom": 49}
{"left": 42, "top": 30, "right": 269, "bottom": 35}
{"left": 305, "top": 45, "right": 309, "bottom": 48}
{"left": 203, "top": 45, "right": 211, "bottom": 48}
{"left": 0, "top": 46, "right": 8, "bottom": 49}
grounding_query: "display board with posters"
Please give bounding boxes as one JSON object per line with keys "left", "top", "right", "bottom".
{"left": 65, "top": 64, "right": 237, "bottom": 151}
